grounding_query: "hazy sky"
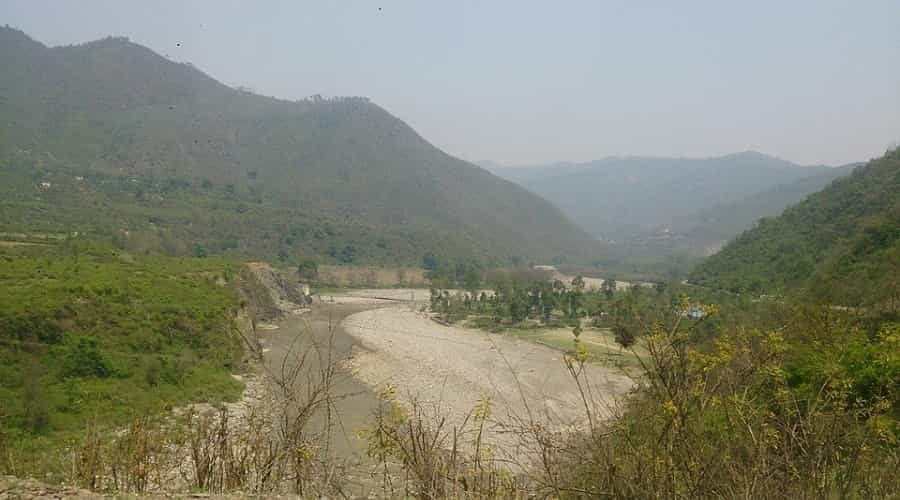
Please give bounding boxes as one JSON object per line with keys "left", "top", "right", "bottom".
{"left": 3, "top": 0, "right": 899, "bottom": 166}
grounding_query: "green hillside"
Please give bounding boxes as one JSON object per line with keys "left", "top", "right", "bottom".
{"left": 690, "top": 148, "right": 900, "bottom": 306}
{"left": 0, "top": 240, "right": 243, "bottom": 475}
{"left": 0, "top": 27, "right": 593, "bottom": 267}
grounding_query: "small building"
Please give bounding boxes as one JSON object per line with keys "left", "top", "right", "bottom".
{"left": 680, "top": 306, "right": 707, "bottom": 319}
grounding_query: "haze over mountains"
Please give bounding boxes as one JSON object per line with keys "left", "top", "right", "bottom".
{"left": 485, "top": 153, "right": 856, "bottom": 254}
{"left": 0, "top": 27, "right": 594, "bottom": 266}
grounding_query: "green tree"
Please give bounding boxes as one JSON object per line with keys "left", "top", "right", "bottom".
{"left": 298, "top": 259, "right": 319, "bottom": 281}
{"left": 61, "top": 336, "right": 112, "bottom": 379}
{"left": 602, "top": 278, "right": 616, "bottom": 299}
{"left": 339, "top": 245, "right": 356, "bottom": 263}
{"left": 463, "top": 267, "right": 481, "bottom": 294}
{"left": 23, "top": 361, "right": 50, "bottom": 433}
{"left": 571, "top": 275, "right": 585, "bottom": 292}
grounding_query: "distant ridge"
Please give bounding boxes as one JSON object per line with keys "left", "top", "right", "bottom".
{"left": 485, "top": 152, "right": 851, "bottom": 253}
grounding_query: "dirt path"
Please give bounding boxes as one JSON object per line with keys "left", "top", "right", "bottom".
{"left": 342, "top": 305, "right": 635, "bottom": 450}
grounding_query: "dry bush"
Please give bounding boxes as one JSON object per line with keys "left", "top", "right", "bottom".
{"left": 0, "top": 407, "right": 9, "bottom": 474}
{"left": 72, "top": 416, "right": 171, "bottom": 493}
{"left": 107, "top": 417, "right": 169, "bottom": 493}
{"left": 184, "top": 406, "right": 282, "bottom": 494}
{"left": 363, "top": 387, "right": 526, "bottom": 499}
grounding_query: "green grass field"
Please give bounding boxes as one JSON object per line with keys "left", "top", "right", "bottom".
{"left": 0, "top": 239, "right": 244, "bottom": 478}
{"left": 477, "top": 322, "right": 647, "bottom": 372}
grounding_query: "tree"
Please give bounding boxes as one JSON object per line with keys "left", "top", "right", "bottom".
{"left": 298, "top": 259, "right": 318, "bottom": 282}
{"left": 339, "top": 245, "right": 356, "bottom": 263}
{"left": 509, "top": 295, "right": 527, "bottom": 323}
{"left": 613, "top": 323, "right": 636, "bottom": 348}
{"left": 422, "top": 253, "right": 438, "bottom": 271}
{"left": 542, "top": 301, "right": 554, "bottom": 322}
{"left": 571, "top": 275, "right": 585, "bottom": 292}
{"left": 61, "top": 336, "right": 112, "bottom": 379}
{"left": 23, "top": 361, "right": 49, "bottom": 433}
{"left": 602, "top": 278, "right": 616, "bottom": 300}
{"left": 463, "top": 267, "right": 481, "bottom": 294}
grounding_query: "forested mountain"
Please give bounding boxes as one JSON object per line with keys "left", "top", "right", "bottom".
{"left": 690, "top": 148, "right": 900, "bottom": 306}
{"left": 486, "top": 153, "right": 851, "bottom": 253}
{"left": 0, "top": 27, "right": 594, "bottom": 266}
{"left": 677, "top": 162, "right": 859, "bottom": 251}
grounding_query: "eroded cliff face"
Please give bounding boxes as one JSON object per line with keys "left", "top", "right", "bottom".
{"left": 239, "top": 262, "right": 311, "bottom": 322}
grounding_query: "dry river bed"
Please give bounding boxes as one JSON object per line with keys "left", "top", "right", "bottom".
{"left": 259, "top": 289, "right": 634, "bottom": 470}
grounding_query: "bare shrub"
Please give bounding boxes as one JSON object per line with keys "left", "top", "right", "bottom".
{"left": 180, "top": 317, "right": 354, "bottom": 497}
{"left": 184, "top": 406, "right": 281, "bottom": 494}
{"left": 108, "top": 417, "right": 167, "bottom": 493}
{"left": 0, "top": 406, "right": 10, "bottom": 474}
{"left": 364, "top": 387, "right": 525, "bottom": 498}
{"left": 72, "top": 418, "right": 105, "bottom": 491}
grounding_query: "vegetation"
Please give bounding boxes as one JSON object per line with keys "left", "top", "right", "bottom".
{"left": 0, "top": 27, "right": 595, "bottom": 268}
{"left": 423, "top": 261, "right": 899, "bottom": 497}
{"left": 387, "top": 285, "right": 900, "bottom": 497}
{"left": 540, "top": 302, "right": 899, "bottom": 498}
{"left": 683, "top": 163, "right": 858, "bottom": 246}
{"left": 0, "top": 240, "right": 243, "bottom": 478}
{"left": 1, "top": 22, "right": 898, "bottom": 500}
{"left": 428, "top": 269, "right": 669, "bottom": 365}
{"left": 691, "top": 147, "right": 900, "bottom": 308}
{"left": 0, "top": 318, "right": 359, "bottom": 497}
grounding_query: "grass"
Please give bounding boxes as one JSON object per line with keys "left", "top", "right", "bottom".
{"left": 499, "top": 325, "right": 647, "bottom": 371}
{"left": 459, "top": 313, "right": 647, "bottom": 372}
{"left": 0, "top": 239, "right": 245, "bottom": 480}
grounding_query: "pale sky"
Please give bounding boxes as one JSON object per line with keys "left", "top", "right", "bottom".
{"left": 3, "top": 0, "right": 899, "bottom": 166}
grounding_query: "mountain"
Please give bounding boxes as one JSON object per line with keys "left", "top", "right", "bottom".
{"left": 487, "top": 153, "right": 849, "bottom": 251}
{"left": 480, "top": 160, "right": 592, "bottom": 184}
{"left": 690, "top": 148, "right": 900, "bottom": 306}
{"left": 677, "top": 162, "right": 859, "bottom": 253}
{"left": 0, "top": 27, "right": 594, "bottom": 266}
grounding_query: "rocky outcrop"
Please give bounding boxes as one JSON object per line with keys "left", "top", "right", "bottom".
{"left": 0, "top": 476, "right": 101, "bottom": 499}
{"left": 238, "top": 263, "right": 311, "bottom": 321}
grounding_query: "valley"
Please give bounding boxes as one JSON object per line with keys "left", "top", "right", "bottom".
{"left": 1, "top": 11, "right": 898, "bottom": 499}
